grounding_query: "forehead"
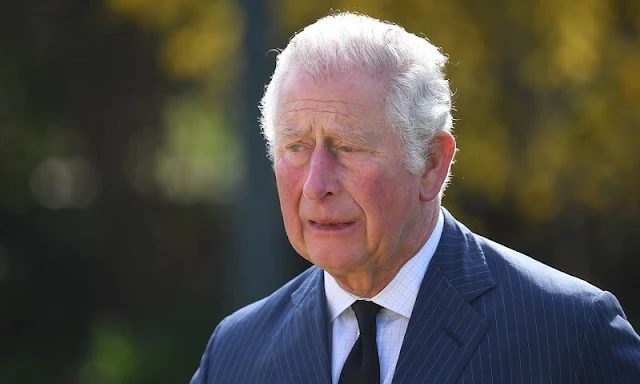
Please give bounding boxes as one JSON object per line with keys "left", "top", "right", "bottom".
{"left": 275, "top": 70, "right": 388, "bottom": 134}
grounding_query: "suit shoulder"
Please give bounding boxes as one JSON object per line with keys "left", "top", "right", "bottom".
{"left": 190, "top": 267, "right": 322, "bottom": 383}
{"left": 215, "top": 265, "right": 319, "bottom": 336}
{"left": 475, "top": 235, "right": 603, "bottom": 304}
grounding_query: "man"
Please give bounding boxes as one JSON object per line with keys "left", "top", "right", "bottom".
{"left": 191, "top": 13, "right": 640, "bottom": 383}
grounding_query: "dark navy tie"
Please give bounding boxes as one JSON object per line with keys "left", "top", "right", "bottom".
{"left": 339, "top": 300, "right": 382, "bottom": 384}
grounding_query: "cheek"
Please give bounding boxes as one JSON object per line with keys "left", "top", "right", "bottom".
{"left": 275, "top": 165, "right": 309, "bottom": 256}
{"left": 275, "top": 163, "right": 305, "bottom": 222}
{"left": 360, "top": 174, "right": 416, "bottom": 229}
{"left": 352, "top": 168, "right": 397, "bottom": 207}
{"left": 276, "top": 164, "right": 301, "bottom": 199}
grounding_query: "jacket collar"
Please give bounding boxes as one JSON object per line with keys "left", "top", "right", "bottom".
{"left": 273, "top": 208, "right": 496, "bottom": 384}
{"left": 392, "top": 208, "right": 496, "bottom": 383}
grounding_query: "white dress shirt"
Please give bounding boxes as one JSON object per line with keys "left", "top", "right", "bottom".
{"left": 324, "top": 210, "right": 444, "bottom": 384}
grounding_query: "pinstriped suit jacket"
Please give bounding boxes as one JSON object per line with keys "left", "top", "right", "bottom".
{"left": 191, "top": 210, "right": 640, "bottom": 383}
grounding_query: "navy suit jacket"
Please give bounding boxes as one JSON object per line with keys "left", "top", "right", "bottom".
{"left": 191, "top": 210, "right": 640, "bottom": 383}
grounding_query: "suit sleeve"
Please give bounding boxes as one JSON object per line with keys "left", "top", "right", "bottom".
{"left": 190, "top": 317, "right": 228, "bottom": 384}
{"left": 573, "top": 291, "right": 640, "bottom": 383}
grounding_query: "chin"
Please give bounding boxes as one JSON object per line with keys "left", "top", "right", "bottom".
{"left": 306, "top": 250, "right": 365, "bottom": 275}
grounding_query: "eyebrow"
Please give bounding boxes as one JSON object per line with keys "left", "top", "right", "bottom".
{"left": 276, "top": 125, "right": 377, "bottom": 147}
{"left": 333, "top": 129, "right": 376, "bottom": 147}
{"left": 277, "top": 125, "right": 309, "bottom": 139}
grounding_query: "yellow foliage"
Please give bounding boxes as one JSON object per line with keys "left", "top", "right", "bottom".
{"left": 276, "top": 1, "right": 640, "bottom": 223}
{"left": 455, "top": 122, "right": 512, "bottom": 204}
{"left": 160, "top": 2, "right": 242, "bottom": 79}
{"left": 525, "top": 0, "right": 611, "bottom": 89}
{"left": 105, "top": 0, "right": 242, "bottom": 80}
{"left": 105, "top": 0, "right": 640, "bottom": 223}
{"left": 106, "top": 0, "right": 195, "bottom": 29}
{"left": 516, "top": 119, "right": 571, "bottom": 221}
{"left": 615, "top": 47, "right": 640, "bottom": 101}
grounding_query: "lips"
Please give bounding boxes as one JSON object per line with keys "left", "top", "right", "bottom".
{"left": 309, "top": 220, "right": 355, "bottom": 229}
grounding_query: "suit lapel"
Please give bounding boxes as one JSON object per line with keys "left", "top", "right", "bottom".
{"left": 272, "top": 267, "right": 331, "bottom": 384}
{"left": 392, "top": 209, "right": 496, "bottom": 384}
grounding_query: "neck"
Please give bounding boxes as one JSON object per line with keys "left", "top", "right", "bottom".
{"left": 333, "top": 267, "right": 403, "bottom": 298}
{"left": 329, "top": 203, "right": 440, "bottom": 297}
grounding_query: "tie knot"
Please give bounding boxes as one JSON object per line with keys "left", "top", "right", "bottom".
{"left": 351, "top": 300, "right": 381, "bottom": 336}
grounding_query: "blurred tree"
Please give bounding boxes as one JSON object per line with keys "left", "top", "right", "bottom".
{"left": 106, "top": 0, "right": 297, "bottom": 304}
{"left": 273, "top": 0, "right": 640, "bottom": 320}
{"left": 276, "top": 0, "right": 640, "bottom": 223}
{"left": 0, "top": 0, "right": 235, "bottom": 382}
{"left": 2, "top": 0, "right": 639, "bottom": 382}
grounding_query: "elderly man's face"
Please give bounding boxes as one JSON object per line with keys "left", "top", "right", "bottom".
{"left": 273, "top": 70, "right": 430, "bottom": 279}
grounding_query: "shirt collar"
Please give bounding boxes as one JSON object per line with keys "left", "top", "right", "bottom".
{"left": 324, "top": 209, "right": 444, "bottom": 321}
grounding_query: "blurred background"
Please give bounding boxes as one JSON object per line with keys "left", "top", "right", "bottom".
{"left": 1, "top": 0, "right": 639, "bottom": 382}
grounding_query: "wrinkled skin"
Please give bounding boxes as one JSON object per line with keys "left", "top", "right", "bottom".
{"left": 273, "top": 70, "right": 455, "bottom": 297}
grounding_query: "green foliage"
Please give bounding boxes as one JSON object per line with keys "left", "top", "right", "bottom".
{"left": 81, "top": 320, "right": 137, "bottom": 383}
{"left": 2, "top": 0, "right": 639, "bottom": 383}
{"left": 152, "top": 94, "right": 243, "bottom": 203}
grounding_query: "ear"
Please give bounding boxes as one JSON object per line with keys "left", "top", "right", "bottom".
{"left": 419, "top": 131, "right": 456, "bottom": 202}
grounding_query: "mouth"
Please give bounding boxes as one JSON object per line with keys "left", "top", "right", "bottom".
{"left": 308, "top": 220, "right": 355, "bottom": 230}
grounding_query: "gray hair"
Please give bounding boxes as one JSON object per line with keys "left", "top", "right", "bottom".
{"left": 259, "top": 12, "right": 453, "bottom": 175}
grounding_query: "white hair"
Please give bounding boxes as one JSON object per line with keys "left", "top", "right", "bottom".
{"left": 259, "top": 12, "right": 454, "bottom": 175}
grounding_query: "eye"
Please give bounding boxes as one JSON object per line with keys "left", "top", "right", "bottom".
{"left": 338, "top": 146, "right": 356, "bottom": 153}
{"left": 287, "top": 144, "right": 303, "bottom": 152}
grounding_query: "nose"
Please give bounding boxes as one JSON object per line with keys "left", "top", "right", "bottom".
{"left": 302, "top": 146, "right": 338, "bottom": 200}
